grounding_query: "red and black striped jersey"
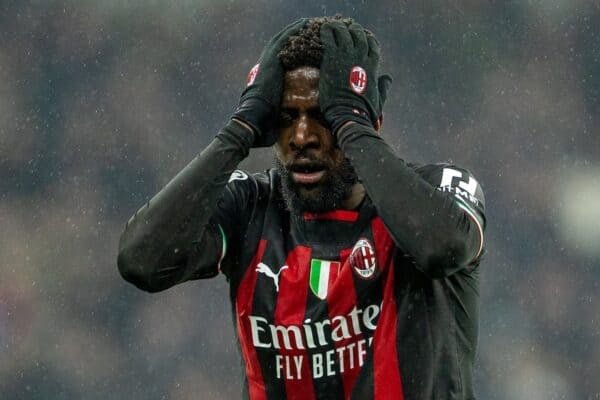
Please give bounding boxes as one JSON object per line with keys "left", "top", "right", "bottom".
{"left": 212, "top": 164, "right": 485, "bottom": 400}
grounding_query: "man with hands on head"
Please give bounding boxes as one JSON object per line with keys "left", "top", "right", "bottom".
{"left": 118, "top": 16, "right": 486, "bottom": 400}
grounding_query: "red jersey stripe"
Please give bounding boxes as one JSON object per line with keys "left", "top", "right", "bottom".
{"left": 303, "top": 210, "right": 359, "bottom": 222}
{"left": 371, "top": 218, "right": 404, "bottom": 400}
{"left": 327, "top": 247, "right": 362, "bottom": 398}
{"left": 274, "top": 246, "right": 316, "bottom": 400}
{"left": 236, "top": 239, "right": 268, "bottom": 400}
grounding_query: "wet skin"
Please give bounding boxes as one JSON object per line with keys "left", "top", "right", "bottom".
{"left": 274, "top": 66, "right": 366, "bottom": 212}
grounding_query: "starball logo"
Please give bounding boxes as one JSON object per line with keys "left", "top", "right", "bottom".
{"left": 247, "top": 303, "right": 382, "bottom": 380}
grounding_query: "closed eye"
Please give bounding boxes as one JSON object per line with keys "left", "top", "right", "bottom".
{"left": 278, "top": 108, "right": 298, "bottom": 127}
{"left": 308, "top": 108, "right": 328, "bottom": 128}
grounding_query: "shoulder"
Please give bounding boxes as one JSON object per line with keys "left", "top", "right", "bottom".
{"left": 215, "top": 169, "right": 274, "bottom": 242}
{"left": 225, "top": 169, "right": 269, "bottom": 190}
{"left": 222, "top": 168, "right": 277, "bottom": 202}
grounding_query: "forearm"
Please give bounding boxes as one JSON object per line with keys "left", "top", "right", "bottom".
{"left": 338, "top": 123, "right": 481, "bottom": 277}
{"left": 117, "top": 120, "right": 253, "bottom": 291}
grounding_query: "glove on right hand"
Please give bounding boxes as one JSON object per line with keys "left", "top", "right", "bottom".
{"left": 233, "top": 18, "right": 307, "bottom": 147}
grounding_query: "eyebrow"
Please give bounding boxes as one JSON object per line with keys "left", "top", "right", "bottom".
{"left": 280, "top": 106, "right": 321, "bottom": 113}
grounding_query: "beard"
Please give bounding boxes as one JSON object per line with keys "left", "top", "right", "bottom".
{"left": 275, "top": 152, "right": 358, "bottom": 216}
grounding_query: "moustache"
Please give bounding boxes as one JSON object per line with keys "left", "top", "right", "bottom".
{"left": 285, "top": 149, "right": 328, "bottom": 171}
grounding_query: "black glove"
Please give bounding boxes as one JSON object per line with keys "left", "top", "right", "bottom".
{"left": 319, "top": 21, "right": 392, "bottom": 136}
{"left": 233, "top": 18, "right": 307, "bottom": 147}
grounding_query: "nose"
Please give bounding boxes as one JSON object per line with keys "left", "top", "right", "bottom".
{"left": 289, "top": 114, "right": 319, "bottom": 150}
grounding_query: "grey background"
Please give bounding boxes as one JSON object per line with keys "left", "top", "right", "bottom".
{"left": 1, "top": 1, "right": 599, "bottom": 399}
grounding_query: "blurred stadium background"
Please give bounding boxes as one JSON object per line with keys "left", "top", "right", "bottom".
{"left": 1, "top": 1, "right": 599, "bottom": 399}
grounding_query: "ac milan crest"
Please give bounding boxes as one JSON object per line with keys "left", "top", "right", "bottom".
{"left": 349, "top": 66, "right": 367, "bottom": 94}
{"left": 349, "top": 238, "right": 377, "bottom": 279}
{"left": 246, "top": 63, "right": 260, "bottom": 86}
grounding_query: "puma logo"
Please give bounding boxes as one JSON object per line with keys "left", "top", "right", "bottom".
{"left": 256, "top": 262, "right": 288, "bottom": 292}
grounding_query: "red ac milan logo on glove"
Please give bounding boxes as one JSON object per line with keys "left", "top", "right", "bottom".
{"left": 349, "top": 66, "right": 368, "bottom": 94}
{"left": 349, "top": 238, "right": 378, "bottom": 279}
{"left": 246, "top": 63, "right": 260, "bottom": 86}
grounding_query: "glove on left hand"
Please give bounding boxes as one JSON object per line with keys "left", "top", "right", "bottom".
{"left": 319, "top": 22, "right": 391, "bottom": 136}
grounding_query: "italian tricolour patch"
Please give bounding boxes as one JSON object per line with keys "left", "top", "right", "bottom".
{"left": 309, "top": 259, "right": 341, "bottom": 300}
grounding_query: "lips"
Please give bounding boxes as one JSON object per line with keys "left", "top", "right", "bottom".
{"left": 288, "top": 160, "right": 327, "bottom": 185}
{"left": 292, "top": 170, "right": 325, "bottom": 184}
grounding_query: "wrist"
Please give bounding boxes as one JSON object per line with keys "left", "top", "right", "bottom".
{"left": 324, "top": 105, "right": 372, "bottom": 138}
{"left": 217, "top": 118, "right": 255, "bottom": 154}
{"left": 336, "top": 119, "right": 381, "bottom": 149}
{"left": 231, "top": 118, "right": 256, "bottom": 137}
{"left": 232, "top": 96, "right": 274, "bottom": 138}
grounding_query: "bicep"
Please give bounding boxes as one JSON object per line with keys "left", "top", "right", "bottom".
{"left": 428, "top": 164, "right": 487, "bottom": 263}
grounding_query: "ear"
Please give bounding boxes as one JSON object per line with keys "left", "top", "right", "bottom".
{"left": 377, "top": 74, "right": 393, "bottom": 111}
{"left": 374, "top": 113, "right": 383, "bottom": 132}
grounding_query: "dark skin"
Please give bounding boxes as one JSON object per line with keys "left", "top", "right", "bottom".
{"left": 274, "top": 66, "right": 381, "bottom": 211}
{"left": 234, "top": 66, "right": 382, "bottom": 212}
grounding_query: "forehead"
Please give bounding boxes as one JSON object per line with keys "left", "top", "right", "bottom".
{"left": 282, "top": 67, "right": 320, "bottom": 107}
